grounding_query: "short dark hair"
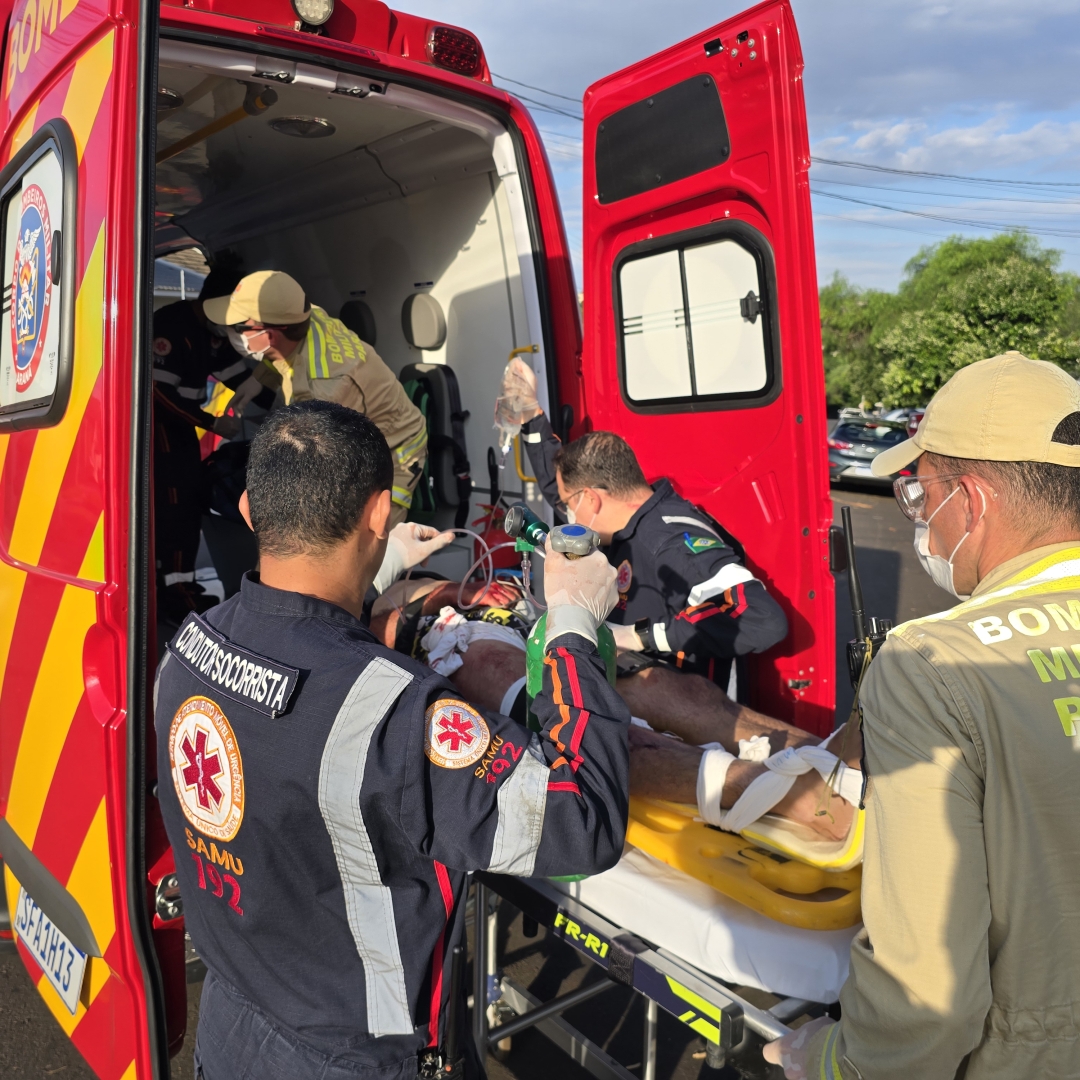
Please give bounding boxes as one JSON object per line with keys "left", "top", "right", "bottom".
{"left": 554, "top": 430, "right": 649, "bottom": 498}
{"left": 924, "top": 413, "right": 1080, "bottom": 530}
{"left": 246, "top": 401, "right": 393, "bottom": 557}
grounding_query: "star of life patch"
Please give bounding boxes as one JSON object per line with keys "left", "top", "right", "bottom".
{"left": 616, "top": 559, "right": 632, "bottom": 594}
{"left": 425, "top": 698, "right": 491, "bottom": 769}
{"left": 168, "top": 614, "right": 300, "bottom": 717}
{"left": 153, "top": 336, "right": 172, "bottom": 356}
{"left": 169, "top": 695, "right": 245, "bottom": 842}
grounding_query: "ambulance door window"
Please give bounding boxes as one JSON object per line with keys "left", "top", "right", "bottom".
{"left": 0, "top": 122, "right": 76, "bottom": 431}
{"left": 617, "top": 226, "right": 777, "bottom": 411}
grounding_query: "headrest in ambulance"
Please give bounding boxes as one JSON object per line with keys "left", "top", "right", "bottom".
{"left": 401, "top": 292, "right": 446, "bottom": 350}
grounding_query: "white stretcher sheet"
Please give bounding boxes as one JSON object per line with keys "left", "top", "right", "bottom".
{"left": 552, "top": 847, "right": 861, "bottom": 1004}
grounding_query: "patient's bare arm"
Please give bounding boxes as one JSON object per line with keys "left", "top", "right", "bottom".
{"left": 617, "top": 665, "right": 815, "bottom": 756}
{"left": 369, "top": 578, "right": 519, "bottom": 648}
{"left": 628, "top": 723, "right": 862, "bottom": 842}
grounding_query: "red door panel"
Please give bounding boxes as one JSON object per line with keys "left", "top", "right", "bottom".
{"left": 582, "top": 0, "right": 834, "bottom": 732}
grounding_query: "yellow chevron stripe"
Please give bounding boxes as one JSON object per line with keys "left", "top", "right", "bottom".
{"left": 0, "top": 559, "right": 28, "bottom": 704}
{"left": 78, "top": 512, "right": 104, "bottom": 583}
{"left": 9, "top": 102, "right": 38, "bottom": 159}
{"left": 33, "top": 799, "right": 115, "bottom": 1035}
{"left": 61, "top": 30, "right": 112, "bottom": 162}
{"left": 118, "top": 1062, "right": 137, "bottom": 1080}
{"left": 8, "top": 222, "right": 104, "bottom": 567}
{"left": 5, "top": 581, "right": 96, "bottom": 847}
{"left": 61, "top": 0, "right": 79, "bottom": 19}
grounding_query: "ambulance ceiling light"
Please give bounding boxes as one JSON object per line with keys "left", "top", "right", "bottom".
{"left": 427, "top": 26, "right": 482, "bottom": 77}
{"left": 157, "top": 87, "right": 184, "bottom": 114}
{"left": 291, "top": 0, "right": 334, "bottom": 28}
{"left": 270, "top": 116, "right": 336, "bottom": 139}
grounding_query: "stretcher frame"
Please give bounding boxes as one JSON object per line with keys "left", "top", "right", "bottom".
{"left": 472, "top": 872, "right": 815, "bottom": 1079}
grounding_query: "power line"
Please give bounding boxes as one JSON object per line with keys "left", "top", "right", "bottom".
{"left": 810, "top": 187, "right": 1080, "bottom": 239}
{"left": 812, "top": 156, "right": 1080, "bottom": 189}
{"left": 504, "top": 92, "right": 583, "bottom": 121}
{"left": 492, "top": 73, "right": 581, "bottom": 104}
{"left": 812, "top": 176, "right": 1080, "bottom": 207}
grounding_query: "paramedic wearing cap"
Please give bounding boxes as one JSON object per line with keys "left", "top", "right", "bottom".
{"left": 765, "top": 352, "right": 1080, "bottom": 1080}
{"left": 152, "top": 269, "right": 275, "bottom": 621}
{"left": 496, "top": 359, "right": 788, "bottom": 699}
{"left": 154, "top": 400, "right": 628, "bottom": 1080}
{"left": 204, "top": 271, "right": 428, "bottom": 526}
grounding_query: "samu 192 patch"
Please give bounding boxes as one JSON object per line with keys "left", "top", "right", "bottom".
{"left": 425, "top": 698, "right": 490, "bottom": 769}
{"left": 684, "top": 533, "right": 720, "bottom": 554}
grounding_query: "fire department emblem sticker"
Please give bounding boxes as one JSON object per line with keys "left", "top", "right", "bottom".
{"left": 10, "top": 184, "right": 52, "bottom": 394}
{"left": 425, "top": 698, "right": 490, "bottom": 769}
{"left": 616, "top": 560, "right": 633, "bottom": 594}
{"left": 169, "top": 696, "right": 245, "bottom": 841}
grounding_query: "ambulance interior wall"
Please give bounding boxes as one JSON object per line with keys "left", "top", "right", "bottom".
{"left": 232, "top": 168, "right": 548, "bottom": 580}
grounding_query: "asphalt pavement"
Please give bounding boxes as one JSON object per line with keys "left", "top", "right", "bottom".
{"left": 0, "top": 484, "right": 955, "bottom": 1080}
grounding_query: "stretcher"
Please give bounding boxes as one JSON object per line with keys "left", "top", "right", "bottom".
{"left": 473, "top": 852, "right": 861, "bottom": 1079}
{"left": 626, "top": 797, "right": 863, "bottom": 931}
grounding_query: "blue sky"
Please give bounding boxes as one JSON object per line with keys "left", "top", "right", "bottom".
{"left": 411, "top": 0, "right": 1080, "bottom": 290}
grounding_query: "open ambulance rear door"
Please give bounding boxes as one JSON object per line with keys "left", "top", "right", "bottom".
{"left": 0, "top": 0, "right": 180, "bottom": 1076}
{"left": 580, "top": 0, "right": 834, "bottom": 733}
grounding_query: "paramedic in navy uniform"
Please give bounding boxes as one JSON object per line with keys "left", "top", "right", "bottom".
{"left": 497, "top": 359, "right": 787, "bottom": 715}
{"left": 154, "top": 400, "right": 628, "bottom": 1080}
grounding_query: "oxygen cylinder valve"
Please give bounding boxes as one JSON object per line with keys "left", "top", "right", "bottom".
{"left": 549, "top": 523, "right": 601, "bottom": 559}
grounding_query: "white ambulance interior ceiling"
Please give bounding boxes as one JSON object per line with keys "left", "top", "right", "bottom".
{"left": 155, "top": 43, "right": 550, "bottom": 569}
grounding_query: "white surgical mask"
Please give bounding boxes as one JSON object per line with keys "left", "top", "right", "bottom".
{"left": 564, "top": 493, "right": 596, "bottom": 530}
{"left": 913, "top": 484, "right": 985, "bottom": 600}
{"left": 227, "top": 327, "right": 268, "bottom": 362}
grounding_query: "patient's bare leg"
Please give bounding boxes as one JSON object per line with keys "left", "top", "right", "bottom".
{"left": 628, "top": 723, "right": 863, "bottom": 842}
{"left": 449, "top": 640, "right": 526, "bottom": 713}
{"left": 617, "top": 665, "right": 815, "bottom": 756}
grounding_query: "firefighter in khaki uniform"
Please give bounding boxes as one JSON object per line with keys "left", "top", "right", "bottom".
{"left": 765, "top": 353, "right": 1080, "bottom": 1080}
{"left": 205, "top": 271, "right": 428, "bottom": 525}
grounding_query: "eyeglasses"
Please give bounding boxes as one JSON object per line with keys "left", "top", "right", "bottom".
{"left": 892, "top": 474, "right": 965, "bottom": 522}
{"left": 556, "top": 488, "right": 586, "bottom": 516}
{"left": 229, "top": 322, "right": 287, "bottom": 334}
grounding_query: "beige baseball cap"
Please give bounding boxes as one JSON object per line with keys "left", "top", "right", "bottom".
{"left": 872, "top": 351, "right": 1080, "bottom": 477}
{"left": 202, "top": 270, "right": 310, "bottom": 326}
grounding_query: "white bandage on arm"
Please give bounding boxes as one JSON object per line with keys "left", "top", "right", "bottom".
{"left": 696, "top": 748, "right": 736, "bottom": 827}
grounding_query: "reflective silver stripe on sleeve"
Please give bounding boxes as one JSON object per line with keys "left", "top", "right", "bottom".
{"left": 212, "top": 360, "right": 247, "bottom": 381}
{"left": 177, "top": 386, "right": 206, "bottom": 400}
{"left": 318, "top": 657, "right": 414, "bottom": 1036}
{"left": 487, "top": 734, "right": 548, "bottom": 876}
{"left": 151, "top": 369, "right": 181, "bottom": 385}
{"left": 687, "top": 563, "right": 756, "bottom": 606}
{"left": 661, "top": 515, "right": 721, "bottom": 539}
{"left": 521, "top": 431, "right": 543, "bottom": 443}
{"left": 153, "top": 653, "right": 171, "bottom": 714}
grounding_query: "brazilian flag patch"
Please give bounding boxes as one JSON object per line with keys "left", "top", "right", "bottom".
{"left": 684, "top": 533, "right": 720, "bottom": 554}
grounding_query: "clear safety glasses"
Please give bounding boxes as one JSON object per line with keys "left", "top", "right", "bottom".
{"left": 892, "top": 474, "right": 965, "bottom": 522}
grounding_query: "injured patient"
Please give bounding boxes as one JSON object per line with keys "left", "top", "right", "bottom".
{"left": 370, "top": 577, "right": 862, "bottom": 849}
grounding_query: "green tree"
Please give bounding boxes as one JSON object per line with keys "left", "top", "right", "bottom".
{"left": 820, "top": 232, "right": 1080, "bottom": 407}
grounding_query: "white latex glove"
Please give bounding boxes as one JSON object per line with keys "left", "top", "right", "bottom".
{"left": 213, "top": 414, "right": 241, "bottom": 439}
{"left": 542, "top": 539, "right": 618, "bottom": 648}
{"left": 371, "top": 523, "right": 455, "bottom": 595}
{"left": 606, "top": 622, "right": 643, "bottom": 652}
{"left": 228, "top": 374, "right": 265, "bottom": 415}
{"left": 494, "top": 357, "right": 542, "bottom": 431}
{"left": 762, "top": 1016, "right": 835, "bottom": 1079}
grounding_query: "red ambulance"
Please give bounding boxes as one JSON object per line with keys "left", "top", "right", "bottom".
{"left": 0, "top": 0, "right": 831, "bottom": 1074}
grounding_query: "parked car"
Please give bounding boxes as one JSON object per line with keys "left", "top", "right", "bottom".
{"left": 828, "top": 418, "right": 911, "bottom": 486}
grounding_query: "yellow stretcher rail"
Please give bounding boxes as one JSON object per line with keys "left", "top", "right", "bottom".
{"left": 626, "top": 797, "right": 863, "bottom": 931}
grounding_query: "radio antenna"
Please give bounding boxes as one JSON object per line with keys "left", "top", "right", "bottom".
{"left": 841, "top": 505, "right": 866, "bottom": 642}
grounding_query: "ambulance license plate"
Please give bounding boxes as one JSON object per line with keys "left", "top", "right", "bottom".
{"left": 13, "top": 886, "right": 87, "bottom": 1014}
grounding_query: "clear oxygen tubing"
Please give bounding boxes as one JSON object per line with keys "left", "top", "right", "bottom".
{"left": 385, "top": 528, "right": 521, "bottom": 623}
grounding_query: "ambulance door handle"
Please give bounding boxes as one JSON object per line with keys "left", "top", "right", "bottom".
{"left": 83, "top": 623, "right": 120, "bottom": 724}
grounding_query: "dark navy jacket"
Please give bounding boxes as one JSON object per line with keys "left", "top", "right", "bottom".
{"left": 522, "top": 412, "right": 788, "bottom": 684}
{"left": 154, "top": 573, "right": 629, "bottom": 1079}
